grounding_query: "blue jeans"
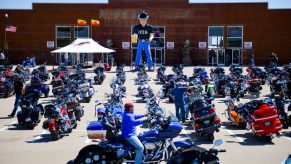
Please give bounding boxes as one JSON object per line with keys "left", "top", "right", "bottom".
{"left": 11, "top": 94, "right": 22, "bottom": 115}
{"left": 135, "top": 41, "right": 153, "bottom": 68}
{"left": 175, "top": 103, "right": 186, "bottom": 123}
{"left": 126, "top": 136, "right": 144, "bottom": 164}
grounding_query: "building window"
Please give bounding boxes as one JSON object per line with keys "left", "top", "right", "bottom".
{"left": 227, "top": 26, "right": 243, "bottom": 48}
{"left": 56, "top": 26, "right": 71, "bottom": 48}
{"left": 74, "top": 26, "right": 89, "bottom": 39}
{"left": 208, "top": 26, "right": 224, "bottom": 49}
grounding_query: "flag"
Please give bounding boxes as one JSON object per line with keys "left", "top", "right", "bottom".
{"left": 91, "top": 19, "right": 100, "bottom": 27}
{"left": 5, "top": 25, "right": 17, "bottom": 32}
{"left": 77, "top": 19, "right": 87, "bottom": 26}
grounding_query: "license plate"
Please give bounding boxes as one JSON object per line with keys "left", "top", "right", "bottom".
{"left": 204, "top": 120, "right": 210, "bottom": 124}
{"left": 264, "top": 122, "right": 271, "bottom": 126}
{"left": 25, "top": 118, "right": 31, "bottom": 122}
{"left": 68, "top": 109, "right": 74, "bottom": 112}
{"left": 57, "top": 89, "right": 62, "bottom": 92}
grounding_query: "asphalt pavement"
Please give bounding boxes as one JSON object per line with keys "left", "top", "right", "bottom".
{"left": 0, "top": 66, "right": 290, "bottom": 164}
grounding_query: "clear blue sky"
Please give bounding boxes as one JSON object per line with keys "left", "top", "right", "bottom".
{"left": 0, "top": 0, "right": 291, "bottom": 9}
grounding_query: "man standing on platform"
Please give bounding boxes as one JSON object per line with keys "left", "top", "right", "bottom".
{"left": 132, "top": 11, "right": 154, "bottom": 71}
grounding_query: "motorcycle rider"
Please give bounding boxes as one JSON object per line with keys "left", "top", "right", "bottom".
{"left": 122, "top": 102, "right": 147, "bottom": 164}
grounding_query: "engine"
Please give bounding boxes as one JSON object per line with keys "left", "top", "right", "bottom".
{"left": 143, "top": 141, "right": 163, "bottom": 161}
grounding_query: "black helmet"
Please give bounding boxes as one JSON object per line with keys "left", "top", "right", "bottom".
{"left": 138, "top": 11, "right": 149, "bottom": 19}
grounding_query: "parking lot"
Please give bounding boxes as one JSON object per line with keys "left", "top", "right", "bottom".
{"left": 0, "top": 66, "right": 290, "bottom": 164}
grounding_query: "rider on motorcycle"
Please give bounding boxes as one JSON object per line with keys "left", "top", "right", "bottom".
{"left": 122, "top": 102, "right": 147, "bottom": 164}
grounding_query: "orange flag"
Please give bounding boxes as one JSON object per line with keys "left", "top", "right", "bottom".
{"left": 77, "top": 19, "right": 87, "bottom": 26}
{"left": 91, "top": 19, "right": 100, "bottom": 27}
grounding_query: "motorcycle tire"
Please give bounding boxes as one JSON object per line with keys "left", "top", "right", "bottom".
{"left": 51, "top": 131, "right": 60, "bottom": 141}
{"left": 73, "top": 122, "right": 77, "bottom": 129}
{"left": 281, "top": 115, "right": 289, "bottom": 129}
{"left": 288, "top": 115, "right": 291, "bottom": 127}
{"left": 263, "top": 135, "right": 272, "bottom": 142}
{"left": 238, "top": 122, "right": 247, "bottom": 129}
{"left": 207, "top": 133, "right": 215, "bottom": 142}
{"left": 85, "top": 97, "right": 91, "bottom": 103}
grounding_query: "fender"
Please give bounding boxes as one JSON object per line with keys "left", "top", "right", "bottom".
{"left": 173, "top": 141, "right": 192, "bottom": 149}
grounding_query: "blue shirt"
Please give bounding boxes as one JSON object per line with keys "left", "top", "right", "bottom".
{"left": 172, "top": 86, "right": 187, "bottom": 105}
{"left": 122, "top": 112, "right": 144, "bottom": 138}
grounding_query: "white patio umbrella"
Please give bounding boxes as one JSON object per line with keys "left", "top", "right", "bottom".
{"left": 51, "top": 38, "right": 115, "bottom": 53}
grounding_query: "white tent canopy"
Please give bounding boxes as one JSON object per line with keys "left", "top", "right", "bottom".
{"left": 51, "top": 38, "right": 115, "bottom": 53}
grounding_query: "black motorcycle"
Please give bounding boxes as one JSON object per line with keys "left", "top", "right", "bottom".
{"left": 275, "top": 97, "right": 289, "bottom": 129}
{"left": 0, "top": 76, "right": 14, "bottom": 98}
{"left": 17, "top": 90, "right": 43, "bottom": 129}
{"left": 94, "top": 67, "right": 105, "bottom": 85}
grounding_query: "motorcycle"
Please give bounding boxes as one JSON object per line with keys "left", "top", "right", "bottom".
{"left": 78, "top": 79, "right": 95, "bottom": 103}
{"left": 190, "top": 99, "right": 221, "bottom": 141}
{"left": 22, "top": 57, "right": 36, "bottom": 67}
{"left": 42, "top": 103, "right": 72, "bottom": 140}
{"left": 17, "top": 90, "right": 43, "bottom": 129}
{"left": 0, "top": 75, "right": 14, "bottom": 98}
{"left": 80, "top": 115, "right": 191, "bottom": 164}
{"left": 210, "top": 67, "right": 225, "bottom": 81}
{"left": 241, "top": 100, "right": 282, "bottom": 141}
{"left": 224, "top": 98, "right": 247, "bottom": 128}
{"left": 247, "top": 78, "right": 262, "bottom": 98}
{"left": 275, "top": 97, "right": 289, "bottom": 129}
{"left": 156, "top": 66, "right": 167, "bottom": 83}
{"left": 93, "top": 66, "right": 105, "bottom": 85}
{"left": 168, "top": 139, "right": 226, "bottom": 164}
{"left": 25, "top": 75, "right": 50, "bottom": 98}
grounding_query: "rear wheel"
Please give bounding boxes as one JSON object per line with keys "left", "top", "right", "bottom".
{"left": 51, "top": 131, "right": 60, "bottom": 140}
{"left": 207, "top": 133, "right": 215, "bottom": 142}
{"left": 263, "top": 135, "right": 272, "bottom": 142}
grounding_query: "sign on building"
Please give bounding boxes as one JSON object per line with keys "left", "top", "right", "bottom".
{"left": 198, "top": 42, "right": 207, "bottom": 49}
{"left": 166, "top": 42, "right": 174, "bottom": 49}
{"left": 47, "top": 41, "right": 54, "bottom": 48}
{"left": 122, "top": 42, "right": 130, "bottom": 49}
{"left": 244, "top": 42, "right": 252, "bottom": 49}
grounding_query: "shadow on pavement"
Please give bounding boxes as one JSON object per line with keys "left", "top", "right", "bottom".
{"left": 7, "top": 123, "right": 34, "bottom": 131}
{"left": 0, "top": 116, "right": 13, "bottom": 120}
{"left": 228, "top": 132, "right": 275, "bottom": 146}
{"left": 221, "top": 122, "right": 246, "bottom": 131}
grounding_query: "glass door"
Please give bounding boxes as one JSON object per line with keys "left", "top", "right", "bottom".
{"left": 217, "top": 49, "right": 225, "bottom": 66}
{"left": 232, "top": 49, "right": 241, "bottom": 65}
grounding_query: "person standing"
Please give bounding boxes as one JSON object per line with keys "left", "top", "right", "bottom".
{"left": 250, "top": 54, "right": 255, "bottom": 66}
{"left": 122, "top": 102, "right": 147, "bottom": 164}
{"left": 132, "top": 11, "right": 154, "bottom": 71}
{"left": 0, "top": 50, "right": 5, "bottom": 65}
{"left": 170, "top": 81, "right": 188, "bottom": 123}
{"left": 269, "top": 52, "right": 278, "bottom": 66}
{"left": 8, "top": 74, "right": 25, "bottom": 117}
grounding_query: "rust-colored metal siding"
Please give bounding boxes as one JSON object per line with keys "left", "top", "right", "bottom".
{"left": 0, "top": 0, "right": 291, "bottom": 65}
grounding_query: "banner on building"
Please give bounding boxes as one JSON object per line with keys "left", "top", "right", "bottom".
{"left": 77, "top": 19, "right": 87, "bottom": 26}
{"left": 166, "top": 42, "right": 174, "bottom": 49}
{"left": 122, "top": 42, "right": 130, "bottom": 49}
{"left": 91, "top": 19, "right": 100, "bottom": 26}
{"left": 47, "top": 41, "right": 54, "bottom": 48}
{"left": 198, "top": 42, "right": 207, "bottom": 49}
{"left": 244, "top": 42, "right": 252, "bottom": 49}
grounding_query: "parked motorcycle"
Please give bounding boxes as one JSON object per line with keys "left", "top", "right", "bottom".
{"left": 42, "top": 104, "right": 72, "bottom": 140}
{"left": 22, "top": 57, "right": 36, "bottom": 67}
{"left": 25, "top": 75, "right": 50, "bottom": 98}
{"left": 17, "top": 90, "right": 43, "bottom": 129}
{"left": 78, "top": 79, "right": 95, "bottom": 103}
{"left": 94, "top": 66, "right": 105, "bottom": 85}
{"left": 275, "top": 97, "right": 289, "bottom": 129}
{"left": 0, "top": 75, "right": 14, "bottom": 98}
{"left": 190, "top": 99, "right": 221, "bottom": 141}
{"left": 224, "top": 98, "right": 247, "bottom": 128}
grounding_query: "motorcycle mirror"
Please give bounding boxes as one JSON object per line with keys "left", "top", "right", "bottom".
{"left": 213, "top": 139, "right": 223, "bottom": 148}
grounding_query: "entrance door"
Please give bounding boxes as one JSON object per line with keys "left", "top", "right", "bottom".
{"left": 232, "top": 49, "right": 241, "bottom": 65}
{"left": 217, "top": 49, "right": 225, "bottom": 66}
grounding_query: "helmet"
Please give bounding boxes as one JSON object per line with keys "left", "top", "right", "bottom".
{"left": 138, "top": 11, "right": 149, "bottom": 19}
{"left": 124, "top": 102, "right": 134, "bottom": 110}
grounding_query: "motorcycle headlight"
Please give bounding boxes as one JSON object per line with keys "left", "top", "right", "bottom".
{"left": 93, "top": 155, "right": 100, "bottom": 161}
{"left": 85, "top": 158, "right": 91, "bottom": 164}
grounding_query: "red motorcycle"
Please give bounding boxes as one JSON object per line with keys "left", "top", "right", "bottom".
{"left": 43, "top": 104, "right": 72, "bottom": 141}
{"left": 240, "top": 100, "right": 282, "bottom": 141}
